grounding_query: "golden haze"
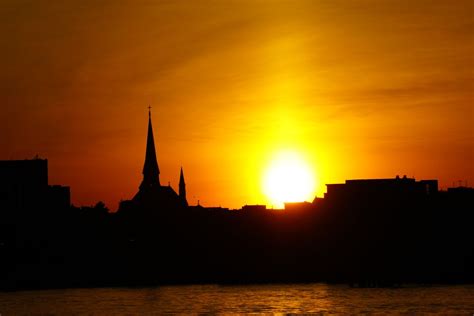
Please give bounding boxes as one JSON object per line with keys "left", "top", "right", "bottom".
{"left": 0, "top": 1, "right": 472, "bottom": 209}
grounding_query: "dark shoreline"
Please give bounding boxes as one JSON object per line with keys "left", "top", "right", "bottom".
{"left": 3, "top": 281, "right": 474, "bottom": 293}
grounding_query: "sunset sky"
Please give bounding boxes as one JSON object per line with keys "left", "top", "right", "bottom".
{"left": 1, "top": 0, "right": 473, "bottom": 209}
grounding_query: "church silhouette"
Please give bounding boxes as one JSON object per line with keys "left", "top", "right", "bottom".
{"left": 119, "top": 109, "right": 187, "bottom": 213}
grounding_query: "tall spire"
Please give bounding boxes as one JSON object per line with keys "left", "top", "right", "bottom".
{"left": 140, "top": 107, "right": 160, "bottom": 189}
{"left": 179, "top": 166, "right": 187, "bottom": 205}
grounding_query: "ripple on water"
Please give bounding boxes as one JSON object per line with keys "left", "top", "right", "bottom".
{"left": 0, "top": 284, "right": 473, "bottom": 314}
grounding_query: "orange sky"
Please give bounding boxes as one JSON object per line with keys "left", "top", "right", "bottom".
{"left": 1, "top": 0, "right": 473, "bottom": 210}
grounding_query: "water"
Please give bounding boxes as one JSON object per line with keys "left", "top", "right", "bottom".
{"left": 1, "top": 284, "right": 473, "bottom": 314}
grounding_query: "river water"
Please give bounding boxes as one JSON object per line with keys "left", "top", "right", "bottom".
{"left": 1, "top": 284, "right": 473, "bottom": 314}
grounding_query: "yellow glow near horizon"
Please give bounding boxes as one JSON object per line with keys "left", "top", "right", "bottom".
{"left": 1, "top": 1, "right": 472, "bottom": 210}
{"left": 262, "top": 150, "right": 316, "bottom": 209}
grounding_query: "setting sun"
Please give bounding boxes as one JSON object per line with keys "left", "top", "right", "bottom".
{"left": 262, "top": 151, "right": 316, "bottom": 208}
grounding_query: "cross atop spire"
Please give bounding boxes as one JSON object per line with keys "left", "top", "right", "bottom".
{"left": 139, "top": 108, "right": 160, "bottom": 189}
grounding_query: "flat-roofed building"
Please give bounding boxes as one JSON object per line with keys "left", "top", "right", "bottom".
{"left": 0, "top": 158, "right": 70, "bottom": 212}
{"left": 325, "top": 176, "right": 438, "bottom": 203}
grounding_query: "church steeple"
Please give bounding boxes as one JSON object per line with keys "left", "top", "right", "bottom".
{"left": 179, "top": 167, "right": 187, "bottom": 205}
{"left": 140, "top": 107, "right": 160, "bottom": 189}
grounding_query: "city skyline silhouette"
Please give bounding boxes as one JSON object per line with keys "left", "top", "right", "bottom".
{"left": 1, "top": 0, "right": 473, "bottom": 301}
{"left": 1, "top": 140, "right": 473, "bottom": 290}
{"left": 3, "top": 106, "right": 471, "bottom": 211}
{"left": 2, "top": 108, "right": 470, "bottom": 213}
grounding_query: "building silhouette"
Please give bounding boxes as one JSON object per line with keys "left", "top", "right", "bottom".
{"left": 241, "top": 204, "right": 267, "bottom": 212}
{"left": 0, "top": 158, "right": 70, "bottom": 212}
{"left": 119, "top": 109, "right": 187, "bottom": 213}
{"left": 324, "top": 176, "right": 438, "bottom": 203}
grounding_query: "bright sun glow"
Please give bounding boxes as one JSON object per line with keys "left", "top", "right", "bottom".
{"left": 262, "top": 151, "right": 316, "bottom": 209}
